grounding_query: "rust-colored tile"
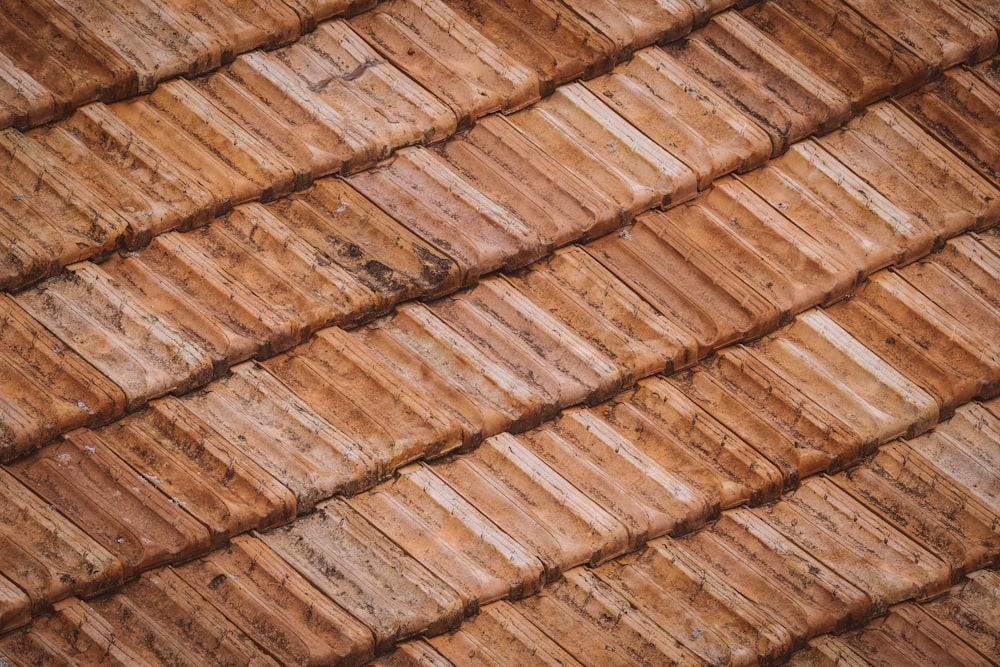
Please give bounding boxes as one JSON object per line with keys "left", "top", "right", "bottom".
{"left": 266, "top": 327, "right": 464, "bottom": 475}
{"left": 663, "top": 12, "right": 850, "bottom": 155}
{"left": 349, "top": 149, "right": 545, "bottom": 279}
{"left": 584, "top": 47, "right": 772, "bottom": 189}
{"left": 97, "top": 398, "right": 296, "bottom": 547}
{"left": 0, "top": 50, "right": 56, "bottom": 130}
{"left": 747, "top": 309, "right": 940, "bottom": 449}
{"left": 820, "top": 104, "right": 1000, "bottom": 240}
{"left": 0, "top": 572, "right": 30, "bottom": 634}
{"left": 351, "top": 0, "right": 542, "bottom": 124}
{"left": 429, "top": 601, "right": 583, "bottom": 666}
{"left": 561, "top": 0, "right": 695, "bottom": 55}
{"left": 7, "top": 429, "right": 211, "bottom": 579}
{"left": 621, "top": 376, "right": 785, "bottom": 506}
{"left": 348, "top": 464, "right": 545, "bottom": 609}
{"left": 923, "top": 571, "right": 1000, "bottom": 661}
{"left": 177, "top": 535, "right": 375, "bottom": 667}
{"left": 831, "top": 442, "right": 1000, "bottom": 580}
{"left": 432, "top": 434, "right": 630, "bottom": 576}
{"left": 371, "top": 640, "right": 453, "bottom": 667}
{"left": 184, "top": 362, "right": 373, "bottom": 509}
{"left": 357, "top": 302, "right": 543, "bottom": 446}
{"left": 516, "top": 568, "right": 706, "bottom": 665}
{"left": 0, "top": 295, "right": 125, "bottom": 462}
{"left": 507, "top": 83, "right": 698, "bottom": 213}
{"left": 972, "top": 56, "right": 1000, "bottom": 93}
{"left": 84, "top": 569, "right": 281, "bottom": 666}
{"left": 429, "top": 276, "right": 625, "bottom": 410}
{"left": 587, "top": 215, "right": 780, "bottom": 357}
{"left": 737, "top": 140, "right": 934, "bottom": 273}
{"left": 681, "top": 509, "right": 870, "bottom": 645}
{"left": 827, "top": 272, "right": 999, "bottom": 416}
{"left": 270, "top": 179, "right": 461, "bottom": 304}
{"left": 171, "top": 0, "right": 304, "bottom": 58}
{"left": 757, "top": 477, "right": 952, "bottom": 611}
{"left": 596, "top": 541, "right": 793, "bottom": 665}
{"left": 843, "top": 0, "right": 996, "bottom": 72}
{"left": 16, "top": 262, "right": 214, "bottom": 410}
{"left": 900, "top": 68, "right": 1000, "bottom": 188}
{"left": 432, "top": 115, "right": 622, "bottom": 248}
{"left": 262, "top": 497, "right": 464, "bottom": 654}
{"left": 0, "top": 467, "right": 122, "bottom": 614}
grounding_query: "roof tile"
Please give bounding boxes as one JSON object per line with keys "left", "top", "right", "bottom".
{"left": 560, "top": 0, "right": 696, "bottom": 55}
{"left": 922, "top": 570, "right": 1000, "bottom": 660}
{"left": 0, "top": 574, "right": 30, "bottom": 635}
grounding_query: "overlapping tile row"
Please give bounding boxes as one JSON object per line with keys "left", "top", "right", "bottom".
{"left": 4, "top": 0, "right": 998, "bottom": 294}
{"left": 0, "top": 221, "right": 997, "bottom": 643}
{"left": 3, "top": 391, "right": 997, "bottom": 665}
{"left": 5, "top": 54, "right": 1000, "bottom": 463}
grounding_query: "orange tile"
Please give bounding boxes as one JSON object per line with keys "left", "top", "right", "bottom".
{"left": 371, "top": 640, "right": 452, "bottom": 667}
{"left": 562, "top": 0, "right": 695, "bottom": 54}
{"left": 923, "top": 571, "right": 1000, "bottom": 660}
{"left": 171, "top": 0, "right": 304, "bottom": 57}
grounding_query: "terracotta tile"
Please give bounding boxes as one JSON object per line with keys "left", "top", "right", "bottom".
{"left": 349, "top": 149, "right": 545, "bottom": 279}
{"left": 371, "top": 640, "right": 453, "bottom": 667}
{"left": 746, "top": 309, "right": 940, "bottom": 449}
{"left": 972, "top": 56, "right": 1000, "bottom": 93}
{"left": 262, "top": 497, "right": 464, "bottom": 653}
{"left": 621, "top": 376, "right": 785, "bottom": 505}
{"left": 520, "top": 409, "right": 711, "bottom": 547}
{"left": 820, "top": 104, "right": 1000, "bottom": 240}
{"left": 596, "top": 541, "right": 793, "bottom": 665}
{"left": 266, "top": 327, "right": 464, "bottom": 474}
{"left": 432, "top": 115, "right": 621, "bottom": 248}
{"left": 7, "top": 429, "right": 211, "bottom": 579}
{"left": 584, "top": 48, "right": 772, "bottom": 189}
{"left": 357, "top": 303, "right": 543, "bottom": 446}
{"left": 681, "top": 510, "right": 870, "bottom": 644}
{"left": 177, "top": 535, "right": 375, "bottom": 666}
{"left": 923, "top": 571, "right": 1000, "bottom": 660}
{"left": 757, "top": 477, "right": 952, "bottom": 611}
{"left": 560, "top": 0, "right": 695, "bottom": 55}
{"left": 516, "top": 568, "right": 706, "bottom": 665}
{"left": 84, "top": 569, "right": 281, "bottom": 666}
{"left": 827, "top": 272, "right": 999, "bottom": 416}
{"left": 348, "top": 464, "right": 545, "bottom": 609}
{"left": 351, "top": 0, "right": 542, "bottom": 123}
{"left": 0, "top": 572, "right": 30, "bottom": 634}
{"left": 0, "top": 295, "right": 125, "bottom": 462}
{"left": 183, "top": 362, "right": 373, "bottom": 509}
{"left": 900, "top": 68, "right": 1000, "bottom": 187}
{"left": 771, "top": 0, "right": 926, "bottom": 96}
{"left": 430, "top": 601, "right": 582, "bottom": 666}
{"left": 270, "top": 179, "right": 461, "bottom": 304}
{"left": 663, "top": 12, "right": 851, "bottom": 155}
{"left": 507, "top": 83, "right": 698, "bottom": 213}
{"left": 737, "top": 140, "right": 934, "bottom": 273}
{"left": 586, "top": 216, "right": 781, "bottom": 357}
{"left": 97, "top": 398, "right": 296, "bottom": 547}
{"left": 0, "top": 467, "right": 122, "bottom": 614}
{"left": 171, "top": 0, "right": 304, "bottom": 58}
{"left": 0, "top": 52, "right": 56, "bottom": 130}
{"left": 834, "top": 603, "right": 991, "bottom": 666}
{"left": 843, "top": 0, "right": 996, "bottom": 73}
{"left": 0, "top": 179, "right": 65, "bottom": 289}
{"left": 290, "top": 0, "right": 377, "bottom": 25}
{"left": 831, "top": 442, "right": 1000, "bottom": 580}
{"left": 16, "top": 262, "right": 215, "bottom": 410}
{"left": 428, "top": 276, "right": 625, "bottom": 409}
{"left": 432, "top": 434, "right": 630, "bottom": 575}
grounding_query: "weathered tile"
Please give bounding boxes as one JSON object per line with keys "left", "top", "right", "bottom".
{"left": 184, "top": 362, "right": 373, "bottom": 510}
{"left": 827, "top": 271, "right": 999, "bottom": 415}
{"left": 429, "top": 601, "right": 582, "bottom": 666}
{"left": 16, "top": 262, "right": 215, "bottom": 410}
{"left": 265, "top": 328, "right": 463, "bottom": 476}
{"left": 584, "top": 47, "right": 772, "bottom": 188}
{"left": 7, "top": 429, "right": 211, "bottom": 579}
{"left": 972, "top": 56, "right": 1000, "bottom": 93}
{"left": 587, "top": 215, "right": 781, "bottom": 357}
{"left": 371, "top": 640, "right": 453, "bottom": 667}
{"left": 681, "top": 509, "right": 870, "bottom": 645}
{"left": 758, "top": 477, "right": 953, "bottom": 611}
{"left": 432, "top": 434, "right": 630, "bottom": 576}
{"left": 560, "top": 0, "right": 695, "bottom": 55}
{"left": 0, "top": 573, "right": 30, "bottom": 634}
{"left": 171, "top": 0, "right": 304, "bottom": 58}
{"left": 177, "top": 535, "right": 376, "bottom": 667}
{"left": 507, "top": 83, "right": 698, "bottom": 213}
{"left": 923, "top": 571, "right": 1000, "bottom": 661}
{"left": 0, "top": 295, "right": 126, "bottom": 462}
{"left": 262, "top": 498, "right": 464, "bottom": 654}
{"left": 97, "top": 398, "right": 296, "bottom": 547}
{"left": 746, "top": 309, "right": 940, "bottom": 449}
{"left": 0, "top": 468, "right": 122, "bottom": 614}
{"left": 348, "top": 464, "right": 545, "bottom": 609}
{"left": 0, "top": 52, "right": 54, "bottom": 129}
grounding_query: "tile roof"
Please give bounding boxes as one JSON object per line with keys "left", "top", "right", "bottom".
{"left": 1, "top": 0, "right": 999, "bottom": 664}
